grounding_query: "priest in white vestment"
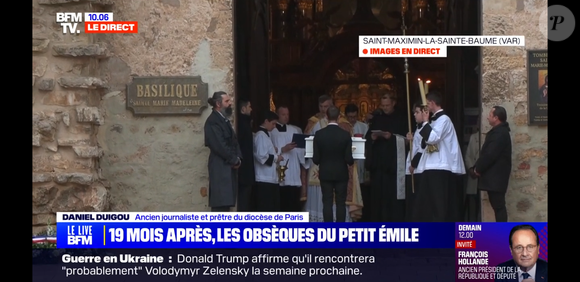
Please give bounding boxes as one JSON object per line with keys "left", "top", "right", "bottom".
{"left": 415, "top": 92, "right": 466, "bottom": 222}
{"left": 345, "top": 104, "right": 369, "bottom": 220}
{"left": 345, "top": 104, "right": 369, "bottom": 186}
{"left": 270, "top": 106, "right": 309, "bottom": 212}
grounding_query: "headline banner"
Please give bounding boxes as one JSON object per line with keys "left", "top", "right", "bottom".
{"left": 56, "top": 222, "right": 454, "bottom": 248}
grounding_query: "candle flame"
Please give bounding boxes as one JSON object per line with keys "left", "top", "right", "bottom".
{"left": 426, "top": 80, "right": 431, "bottom": 84}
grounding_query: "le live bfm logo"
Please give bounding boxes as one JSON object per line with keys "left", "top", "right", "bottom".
{"left": 56, "top": 12, "right": 138, "bottom": 34}
{"left": 67, "top": 225, "right": 93, "bottom": 245}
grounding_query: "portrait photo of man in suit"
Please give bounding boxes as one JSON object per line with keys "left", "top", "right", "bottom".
{"left": 495, "top": 224, "right": 547, "bottom": 282}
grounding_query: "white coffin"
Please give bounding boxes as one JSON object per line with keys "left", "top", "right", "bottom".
{"left": 304, "top": 136, "right": 366, "bottom": 159}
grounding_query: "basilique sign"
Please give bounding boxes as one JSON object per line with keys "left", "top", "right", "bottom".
{"left": 527, "top": 50, "right": 547, "bottom": 125}
{"left": 126, "top": 76, "right": 208, "bottom": 115}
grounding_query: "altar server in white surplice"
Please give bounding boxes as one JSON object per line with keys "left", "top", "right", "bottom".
{"left": 405, "top": 102, "right": 427, "bottom": 222}
{"left": 253, "top": 111, "right": 284, "bottom": 211}
{"left": 270, "top": 106, "right": 309, "bottom": 212}
{"left": 414, "top": 92, "right": 466, "bottom": 222}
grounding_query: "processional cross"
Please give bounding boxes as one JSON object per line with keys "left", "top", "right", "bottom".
{"left": 401, "top": 1, "right": 439, "bottom": 193}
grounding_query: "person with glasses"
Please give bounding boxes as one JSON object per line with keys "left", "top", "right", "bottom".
{"left": 495, "top": 224, "right": 547, "bottom": 282}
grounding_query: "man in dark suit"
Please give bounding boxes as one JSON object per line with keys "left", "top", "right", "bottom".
{"left": 312, "top": 106, "right": 354, "bottom": 222}
{"left": 236, "top": 99, "right": 255, "bottom": 211}
{"left": 469, "top": 106, "right": 512, "bottom": 222}
{"left": 495, "top": 224, "right": 547, "bottom": 282}
{"left": 204, "top": 91, "right": 242, "bottom": 212}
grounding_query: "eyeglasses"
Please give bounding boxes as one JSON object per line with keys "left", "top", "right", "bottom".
{"left": 512, "top": 245, "right": 537, "bottom": 253}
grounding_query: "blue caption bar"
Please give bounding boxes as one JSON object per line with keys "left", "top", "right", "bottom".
{"left": 56, "top": 223, "right": 455, "bottom": 249}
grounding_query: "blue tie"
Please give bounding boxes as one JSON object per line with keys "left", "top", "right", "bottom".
{"left": 522, "top": 273, "right": 530, "bottom": 279}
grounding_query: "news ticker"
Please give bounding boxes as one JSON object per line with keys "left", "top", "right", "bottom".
{"left": 47, "top": 214, "right": 547, "bottom": 281}
{"left": 56, "top": 12, "right": 137, "bottom": 34}
{"left": 37, "top": 248, "right": 456, "bottom": 280}
{"left": 54, "top": 213, "right": 546, "bottom": 250}
{"left": 358, "top": 35, "right": 525, "bottom": 58}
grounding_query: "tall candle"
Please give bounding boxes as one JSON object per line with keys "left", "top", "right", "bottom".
{"left": 425, "top": 82, "right": 429, "bottom": 93}
{"left": 418, "top": 80, "right": 426, "bottom": 105}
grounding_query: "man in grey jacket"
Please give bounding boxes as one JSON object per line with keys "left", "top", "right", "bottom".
{"left": 204, "top": 91, "right": 242, "bottom": 212}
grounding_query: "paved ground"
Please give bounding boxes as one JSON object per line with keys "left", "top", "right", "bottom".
{"left": 33, "top": 249, "right": 456, "bottom": 282}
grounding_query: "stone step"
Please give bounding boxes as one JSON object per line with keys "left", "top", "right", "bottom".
{"left": 52, "top": 43, "right": 108, "bottom": 58}
{"left": 58, "top": 76, "right": 107, "bottom": 89}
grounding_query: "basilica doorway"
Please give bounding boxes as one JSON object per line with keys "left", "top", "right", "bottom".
{"left": 234, "top": 0, "right": 482, "bottom": 221}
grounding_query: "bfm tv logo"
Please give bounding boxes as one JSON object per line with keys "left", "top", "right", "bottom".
{"left": 56, "top": 12, "right": 138, "bottom": 34}
{"left": 67, "top": 225, "right": 93, "bottom": 245}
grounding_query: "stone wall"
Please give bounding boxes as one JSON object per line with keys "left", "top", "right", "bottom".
{"left": 480, "top": 0, "right": 547, "bottom": 222}
{"left": 32, "top": 0, "right": 233, "bottom": 234}
{"left": 33, "top": 0, "right": 114, "bottom": 235}
{"left": 95, "top": 0, "right": 234, "bottom": 212}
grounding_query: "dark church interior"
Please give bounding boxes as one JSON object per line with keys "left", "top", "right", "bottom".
{"left": 234, "top": 0, "right": 482, "bottom": 221}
